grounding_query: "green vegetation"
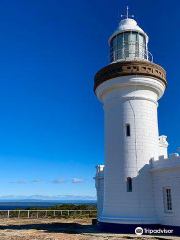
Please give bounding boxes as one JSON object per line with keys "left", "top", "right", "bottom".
{"left": 0, "top": 204, "right": 97, "bottom": 219}
{"left": 26, "top": 204, "right": 97, "bottom": 211}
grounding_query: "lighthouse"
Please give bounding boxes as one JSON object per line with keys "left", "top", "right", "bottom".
{"left": 93, "top": 7, "right": 176, "bottom": 233}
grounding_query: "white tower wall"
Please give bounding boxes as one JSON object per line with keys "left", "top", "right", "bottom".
{"left": 96, "top": 75, "right": 166, "bottom": 224}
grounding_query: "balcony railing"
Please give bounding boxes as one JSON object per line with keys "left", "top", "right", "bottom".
{"left": 106, "top": 42, "right": 153, "bottom": 65}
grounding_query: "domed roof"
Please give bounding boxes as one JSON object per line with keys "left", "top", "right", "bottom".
{"left": 109, "top": 18, "right": 148, "bottom": 43}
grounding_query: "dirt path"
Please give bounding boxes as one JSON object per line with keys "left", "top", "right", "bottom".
{"left": 0, "top": 218, "right": 179, "bottom": 240}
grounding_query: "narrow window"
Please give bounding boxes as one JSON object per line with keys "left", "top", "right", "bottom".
{"left": 126, "top": 124, "right": 131, "bottom": 137}
{"left": 127, "top": 177, "right": 132, "bottom": 192}
{"left": 163, "top": 187, "right": 172, "bottom": 213}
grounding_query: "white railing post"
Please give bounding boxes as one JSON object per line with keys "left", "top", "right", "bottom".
{"left": 28, "top": 210, "right": 30, "bottom": 218}
{"left": 7, "top": 210, "right": 9, "bottom": 218}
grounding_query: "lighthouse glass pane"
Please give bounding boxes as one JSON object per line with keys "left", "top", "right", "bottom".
{"left": 130, "top": 32, "right": 138, "bottom": 58}
{"left": 117, "top": 34, "right": 123, "bottom": 59}
{"left": 124, "top": 32, "right": 130, "bottom": 58}
{"left": 110, "top": 39, "right": 113, "bottom": 62}
{"left": 124, "top": 32, "right": 138, "bottom": 59}
{"left": 110, "top": 36, "right": 117, "bottom": 62}
{"left": 139, "top": 34, "right": 146, "bottom": 59}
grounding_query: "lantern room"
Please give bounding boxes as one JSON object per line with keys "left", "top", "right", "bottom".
{"left": 108, "top": 16, "right": 153, "bottom": 63}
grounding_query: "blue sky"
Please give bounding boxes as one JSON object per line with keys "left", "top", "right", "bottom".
{"left": 0, "top": 0, "right": 179, "bottom": 200}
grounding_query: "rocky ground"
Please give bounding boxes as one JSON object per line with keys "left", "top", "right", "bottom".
{"left": 0, "top": 218, "right": 179, "bottom": 240}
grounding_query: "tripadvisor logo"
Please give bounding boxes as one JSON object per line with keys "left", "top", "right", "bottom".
{"left": 135, "top": 227, "right": 143, "bottom": 235}
{"left": 135, "top": 227, "right": 174, "bottom": 235}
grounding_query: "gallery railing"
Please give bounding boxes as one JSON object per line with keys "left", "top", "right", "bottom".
{"left": 106, "top": 42, "right": 153, "bottom": 65}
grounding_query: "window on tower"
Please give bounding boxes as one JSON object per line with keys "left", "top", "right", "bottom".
{"left": 126, "top": 124, "right": 131, "bottom": 137}
{"left": 127, "top": 177, "right": 132, "bottom": 192}
{"left": 163, "top": 187, "right": 173, "bottom": 213}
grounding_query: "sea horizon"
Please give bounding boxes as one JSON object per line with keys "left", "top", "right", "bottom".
{"left": 0, "top": 200, "right": 97, "bottom": 210}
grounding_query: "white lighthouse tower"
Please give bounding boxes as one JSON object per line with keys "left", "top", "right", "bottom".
{"left": 94, "top": 7, "right": 168, "bottom": 233}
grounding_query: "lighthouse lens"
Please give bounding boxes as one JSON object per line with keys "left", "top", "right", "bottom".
{"left": 110, "top": 31, "right": 147, "bottom": 62}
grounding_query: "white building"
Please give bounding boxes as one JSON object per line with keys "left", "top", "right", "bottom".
{"left": 94, "top": 8, "right": 180, "bottom": 235}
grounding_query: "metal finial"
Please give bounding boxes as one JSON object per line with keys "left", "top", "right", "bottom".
{"left": 120, "top": 6, "right": 134, "bottom": 19}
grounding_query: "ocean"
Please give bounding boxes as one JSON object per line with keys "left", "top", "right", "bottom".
{"left": 0, "top": 201, "right": 97, "bottom": 210}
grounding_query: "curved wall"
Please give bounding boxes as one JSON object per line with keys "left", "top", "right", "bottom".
{"left": 96, "top": 75, "right": 166, "bottom": 224}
